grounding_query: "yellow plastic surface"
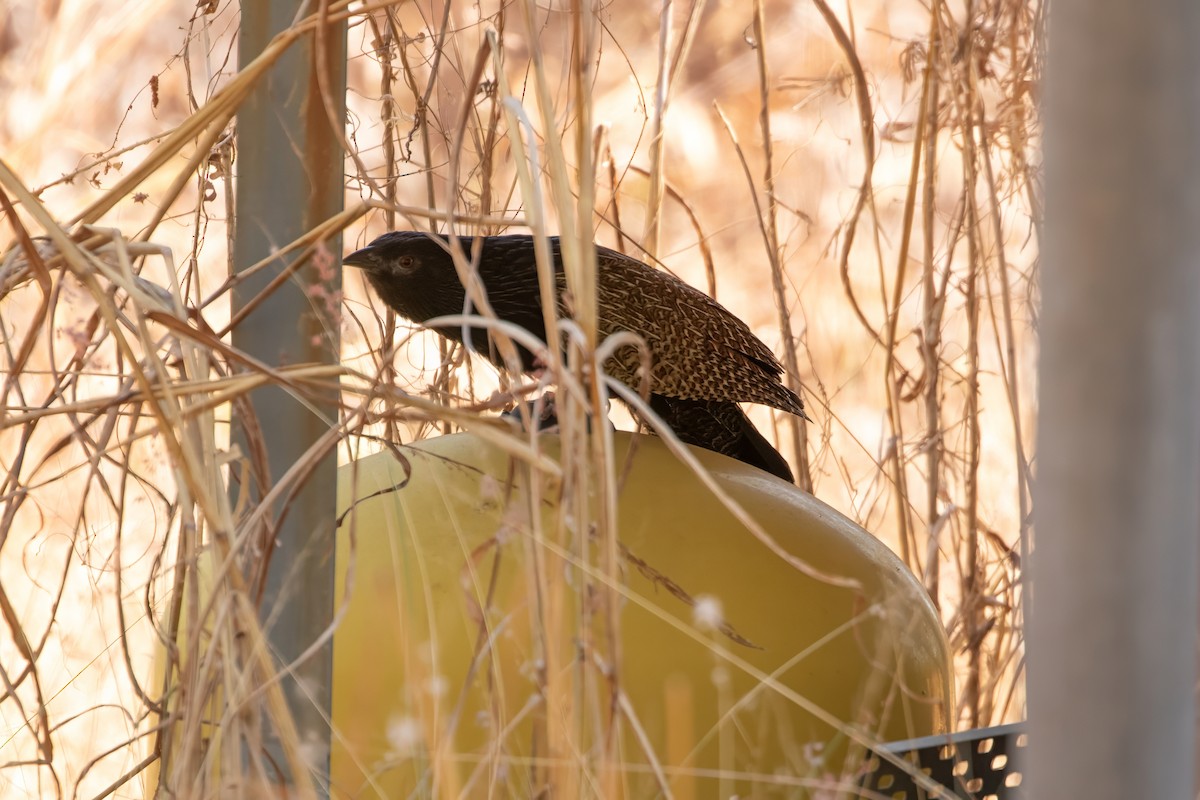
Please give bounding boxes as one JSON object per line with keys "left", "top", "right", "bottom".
{"left": 331, "top": 432, "right": 953, "bottom": 798}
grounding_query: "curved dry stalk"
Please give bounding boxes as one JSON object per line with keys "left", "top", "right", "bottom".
{"left": 810, "top": 0, "right": 881, "bottom": 346}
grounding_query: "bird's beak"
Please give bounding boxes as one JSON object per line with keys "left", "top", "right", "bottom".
{"left": 343, "top": 245, "right": 376, "bottom": 269}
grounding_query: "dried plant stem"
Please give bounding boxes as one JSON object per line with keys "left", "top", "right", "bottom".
{"left": 961, "top": 130, "right": 984, "bottom": 733}
{"left": 643, "top": 0, "right": 672, "bottom": 257}
{"left": 886, "top": 7, "right": 939, "bottom": 578}
{"left": 753, "top": 0, "right": 811, "bottom": 491}
{"left": 367, "top": 9, "right": 402, "bottom": 442}
{"left": 920, "top": 15, "right": 945, "bottom": 609}
{"left": 2, "top": 160, "right": 321, "bottom": 797}
{"left": 810, "top": 0, "right": 881, "bottom": 346}
{"left": 812, "top": 0, "right": 917, "bottom": 569}
{"left": 565, "top": 0, "right": 625, "bottom": 782}
{"left": 972, "top": 56, "right": 1031, "bottom": 569}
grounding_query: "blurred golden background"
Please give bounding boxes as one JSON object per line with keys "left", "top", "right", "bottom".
{"left": 0, "top": 0, "right": 1037, "bottom": 795}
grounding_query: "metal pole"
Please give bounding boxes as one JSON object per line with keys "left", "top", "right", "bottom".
{"left": 233, "top": 2, "right": 345, "bottom": 791}
{"left": 1031, "top": 2, "right": 1200, "bottom": 798}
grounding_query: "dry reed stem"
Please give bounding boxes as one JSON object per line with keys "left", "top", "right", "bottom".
{"left": 920, "top": 10, "right": 946, "bottom": 610}
{"left": 752, "top": 0, "right": 813, "bottom": 493}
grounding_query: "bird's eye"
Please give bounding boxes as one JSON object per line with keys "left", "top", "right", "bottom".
{"left": 398, "top": 255, "right": 416, "bottom": 271}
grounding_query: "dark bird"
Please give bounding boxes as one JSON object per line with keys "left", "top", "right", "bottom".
{"left": 344, "top": 232, "right": 808, "bottom": 482}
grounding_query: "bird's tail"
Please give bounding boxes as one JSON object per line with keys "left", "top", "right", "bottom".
{"left": 647, "top": 395, "right": 794, "bottom": 483}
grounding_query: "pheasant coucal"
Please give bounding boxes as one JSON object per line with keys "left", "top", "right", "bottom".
{"left": 344, "top": 232, "right": 808, "bottom": 482}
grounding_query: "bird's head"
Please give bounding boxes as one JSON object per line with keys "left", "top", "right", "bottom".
{"left": 344, "top": 231, "right": 461, "bottom": 322}
{"left": 344, "top": 230, "right": 451, "bottom": 277}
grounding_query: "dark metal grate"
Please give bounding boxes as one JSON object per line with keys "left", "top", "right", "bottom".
{"left": 858, "top": 722, "right": 1026, "bottom": 799}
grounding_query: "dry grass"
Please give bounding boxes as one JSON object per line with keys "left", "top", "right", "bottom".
{"left": 0, "top": 0, "right": 1039, "bottom": 796}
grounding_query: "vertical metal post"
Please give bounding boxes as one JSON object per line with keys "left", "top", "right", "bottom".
{"left": 233, "top": 3, "right": 345, "bottom": 791}
{"left": 1031, "top": 2, "right": 1200, "bottom": 798}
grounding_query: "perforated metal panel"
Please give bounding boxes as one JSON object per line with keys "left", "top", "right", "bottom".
{"left": 858, "top": 722, "right": 1026, "bottom": 799}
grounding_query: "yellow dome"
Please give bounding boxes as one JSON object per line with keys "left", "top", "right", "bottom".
{"left": 330, "top": 432, "right": 953, "bottom": 798}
